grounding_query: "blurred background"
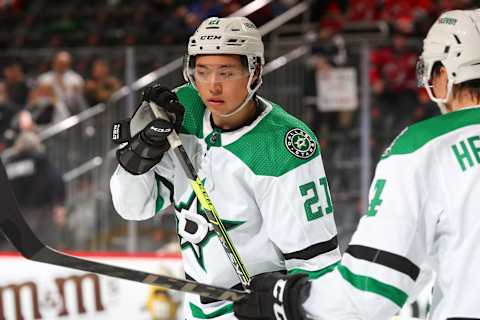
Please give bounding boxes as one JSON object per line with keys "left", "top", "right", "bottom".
{"left": 0, "top": 0, "right": 476, "bottom": 319}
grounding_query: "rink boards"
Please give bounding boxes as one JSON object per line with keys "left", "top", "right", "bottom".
{"left": 0, "top": 252, "right": 184, "bottom": 320}
{"left": 0, "top": 252, "right": 432, "bottom": 320}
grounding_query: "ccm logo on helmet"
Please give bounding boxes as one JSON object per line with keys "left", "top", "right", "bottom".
{"left": 200, "top": 35, "right": 222, "bottom": 40}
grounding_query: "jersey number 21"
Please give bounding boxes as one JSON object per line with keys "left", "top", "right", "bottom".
{"left": 299, "top": 177, "right": 333, "bottom": 221}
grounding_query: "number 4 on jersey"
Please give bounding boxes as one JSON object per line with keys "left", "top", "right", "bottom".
{"left": 367, "top": 179, "right": 386, "bottom": 216}
{"left": 299, "top": 177, "right": 333, "bottom": 221}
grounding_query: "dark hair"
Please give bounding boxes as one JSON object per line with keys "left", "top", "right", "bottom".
{"left": 453, "top": 79, "right": 480, "bottom": 102}
{"left": 432, "top": 61, "right": 480, "bottom": 102}
{"left": 432, "top": 61, "right": 443, "bottom": 77}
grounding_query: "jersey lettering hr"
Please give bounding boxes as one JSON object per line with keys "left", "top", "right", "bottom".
{"left": 303, "top": 107, "right": 480, "bottom": 320}
{"left": 111, "top": 84, "right": 340, "bottom": 319}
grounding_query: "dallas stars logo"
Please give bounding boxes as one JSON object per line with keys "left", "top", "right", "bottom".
{"left": 284, "top": 128, "right": 316, "bottom": 159}
{"left": 174, "top": 190, "right": 244, "bottom": 271}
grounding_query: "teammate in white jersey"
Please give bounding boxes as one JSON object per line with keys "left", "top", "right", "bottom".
{"left": 110, "top": 17, "right": 340, "bottom": 319}
{"left": 233, "top": 9, "right": 480, "bottom": 320}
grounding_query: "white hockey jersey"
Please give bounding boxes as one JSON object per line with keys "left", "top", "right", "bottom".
{"left": 303, "top": 106, "right": 480, "bottom": 320}
{"left": 110, "top": 84, "right": 340, "bottom": 319}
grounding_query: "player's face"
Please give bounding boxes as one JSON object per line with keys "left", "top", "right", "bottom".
{"left": 194, "top": 55, "right": 250, "bottom": 116}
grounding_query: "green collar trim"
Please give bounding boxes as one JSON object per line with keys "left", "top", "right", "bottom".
{"left": 382, "top": 107, "right": 480, "bottom": 159}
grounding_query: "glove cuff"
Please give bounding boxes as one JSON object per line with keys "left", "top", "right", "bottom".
{"left": 116, "top": 142, "right": 167, "bottom": 175}
{"left": 112, "top": 119, "right": 131, "bottom": 144}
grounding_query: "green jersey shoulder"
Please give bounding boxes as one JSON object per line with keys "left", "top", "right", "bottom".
{"left": 382, "top": 107, "right": 480, "bottom": 159}
{"left": 225, "top": 98, "right": 320, "bottom": 177}
{"left": 174, "top": 83, "right": 320, "bottom": 177}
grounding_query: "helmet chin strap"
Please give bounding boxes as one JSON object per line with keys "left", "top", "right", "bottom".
{"left": 425, "top": 76, "right": 454, "bottom": 114}
{"left": 435, "top": 101, "right": 449, "bottom": 114}
{"left": 218, "top": 93, "right": 254, "bottom": 118}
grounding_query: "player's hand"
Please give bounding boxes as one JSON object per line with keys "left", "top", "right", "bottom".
{"left": 233, "top": 272, "right": 311, "bottom": 320}
{"left": 142, "top": 84, "right": 184, "bottom": 132}
{"left": 112, "top": 85, "right": 185, "bottom": 175}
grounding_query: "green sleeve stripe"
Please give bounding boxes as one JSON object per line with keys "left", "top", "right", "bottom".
{"left": 288, "top": 261, "right": 340, "bottom": 279}
{"left": 189, "top": 302, "right": 233, "bottom": 319}
{"left": 337, "top": 264, "right": 408, "bottom": 307}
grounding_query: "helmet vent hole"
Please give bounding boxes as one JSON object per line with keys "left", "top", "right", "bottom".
{"left": 216, "top": 46, "right": 220, "bottom": 50}
{"left": 231, "top": 28, "right": 240, "bottom": 31}
{"left": 200, "top": 46, "right": 203, "bottom": 50}
{"left": 457, "top": 52, "right": 461, "bottom": 57}
{"left": 453, "top": 34, "right": 461, "bottom": 44}
{"left": 444, "top": 46, "right": 450, "bottom": 53}
{"left": 453, "top": 72, "right": 457, "bottom": 77}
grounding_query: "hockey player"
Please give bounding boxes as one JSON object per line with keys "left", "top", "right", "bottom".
{"left": 110, "top": 17, "right": 340, "bottom": 319}
{"left": 233, "top": 9, "right": 480, "bottom": 320}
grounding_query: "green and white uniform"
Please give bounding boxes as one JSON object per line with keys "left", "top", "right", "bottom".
{"left": 304, "top": 107, "right": 480, "bottom": 320}
{"left": 110, "top": 84, "right": 340, "bottom": 319}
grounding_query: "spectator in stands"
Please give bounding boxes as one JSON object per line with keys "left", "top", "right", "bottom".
{"left": 65, "top": 175, "right": 96, "bottom": 250}
{"left": 26, "top": 83, "right": 70, "bottom": 129}
{"left": 0, "top": 82, "right": 17, "bottom": 148}
{"left": 2, "top": 108, "right": 37, "bottom": 149}
{"left": 346, "top": 0, "right": 379, "bottom": 22}
{"left": 220, "top": 0, "right": 242, "bottom": 16}
{"left": 4, "top": 131, "right": 66, "bottom": 247}
{"left": 85, "top": 59, "right": 121, "bottom": 106}
{"left": 305, "top": 17, "right": 355, "bottom": 143}
{"left": 37, "top": 51, "right": 87, "bottom": 115}
{"left": 161, "top": 5, "right": 189, "bottom": 43}
{"left": 369, "top": 23, "right": 418, "bottom": 128}
{"left": 2, "top": 60, "right": 30, "bottom": 108}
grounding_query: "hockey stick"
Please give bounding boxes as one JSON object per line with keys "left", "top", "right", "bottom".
{"left": 150, "top": 102, "right": 251, "bottom": 288}
{"left": 0, "top": 160, "right": 247, "bottom": 302}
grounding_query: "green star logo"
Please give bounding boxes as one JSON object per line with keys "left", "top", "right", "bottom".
{"left": 284, "top": 128, "right": 317, "bottom": 159}
{"left": 293, "top": 134, "right": 309, "bottom": 151}
{"left": 174, "top": 190, "right": 244, "bottom": 271}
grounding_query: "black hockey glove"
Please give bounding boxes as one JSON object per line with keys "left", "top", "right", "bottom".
{"left": 142, "top": 84, "right": 184, "bottom": 132}
{"left": 233, "top": 272, "right": 311, "bottom": 320}
{"left": 112, "top": 85, "right": 185, "bottom": 175}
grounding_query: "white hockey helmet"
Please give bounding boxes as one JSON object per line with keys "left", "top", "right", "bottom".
{"left": 417, "top": 9, "right": 480, "bottom": 113}
{"left": 183, "top": 16, "right": 265, "bottom": 117}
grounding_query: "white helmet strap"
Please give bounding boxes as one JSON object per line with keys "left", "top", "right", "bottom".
{"left": 424, "top": 65, "right": 453, "bottom": 114}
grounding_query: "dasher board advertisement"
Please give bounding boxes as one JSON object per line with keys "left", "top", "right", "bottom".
{"left": 0, "top": 252, "right": 184, "bottom": 320}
